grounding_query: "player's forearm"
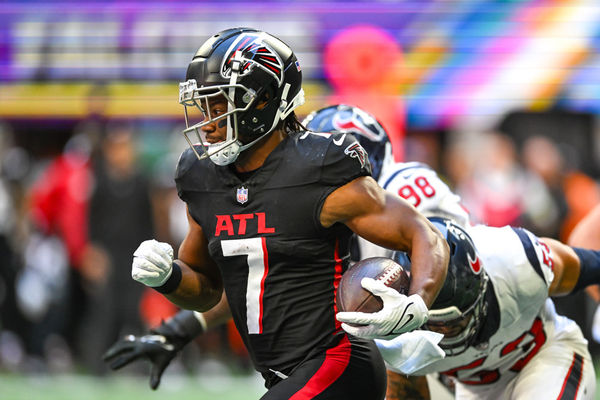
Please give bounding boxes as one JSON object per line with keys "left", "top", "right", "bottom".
{"left": 545, "top": 238, "right": 580, "bottom": 296}
{"left": 567, "top": 204, "right": 600, "bottom": 249}
{"left": 546, "top": 236, "right": 600, "bottom": 296}
{"left": 568, "top": 247, "right": 600, "bottom": 295}
{"left": 407, "top": 222, "right": 449, "bottom": 307}
{"left": 200, "top": 292, "right": 232, "bottom": 330}
{"left": 164, "top": 260, "right": 223, "bottom": 312}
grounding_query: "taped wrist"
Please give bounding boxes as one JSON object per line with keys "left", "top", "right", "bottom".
{"left": 152, "top": 310, "right": 205, "bottom": 349}
{"left": 153, "top": 263, "right": 182, "bottom": 294}
{"left": 572, "top": 248, "right": 600, "bottom": 293}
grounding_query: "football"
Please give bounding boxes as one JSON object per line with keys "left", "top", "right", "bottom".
{"left": 337, "top": 257, "right": 410, "bottom": 314}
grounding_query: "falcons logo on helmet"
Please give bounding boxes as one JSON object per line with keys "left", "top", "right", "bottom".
{"left": 332, "top": 108, "right": 386, "bottom": 142}
{"left": 221, "top": 33, "right": 284, "bottom": 86}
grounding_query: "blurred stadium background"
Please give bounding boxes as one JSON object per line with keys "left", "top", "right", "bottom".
{"left": 2, "top": 0, "right": 600, "bottom": 398}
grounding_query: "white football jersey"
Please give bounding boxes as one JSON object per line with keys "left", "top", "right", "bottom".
{"left": 359, "top": 162, "right": 470, "bottom": 259}
{"left": 407, "top": 225, "right": 589, "bottom": 388}
{"left": 411, "top": 225, "right": 552, "bottom": 375}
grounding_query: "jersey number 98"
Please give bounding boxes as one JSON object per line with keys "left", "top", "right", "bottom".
{"left": 398, "top": 176, "right": 436, "bottom": 207}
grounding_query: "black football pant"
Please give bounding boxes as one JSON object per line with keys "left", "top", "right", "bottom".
{"left": 261, "top": 334, "right": 386, "bottom": 400}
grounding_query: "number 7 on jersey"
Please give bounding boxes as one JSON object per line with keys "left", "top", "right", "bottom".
{"left": 221, "top": 238, "right": 269, "bottom": 334}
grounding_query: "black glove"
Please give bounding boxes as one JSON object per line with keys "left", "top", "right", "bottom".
{"left": 103, "top": 310, "right": 205, "bottom": 390}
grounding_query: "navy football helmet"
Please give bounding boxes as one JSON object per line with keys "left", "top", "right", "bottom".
{"left": 302, "top": 104, "right": 392, "bottom": 181}
{"left": 393, "top": 217, "right": 488, "bottom": 355}
{"left": 179, "top": 28, "right": 304, "bottom": 165}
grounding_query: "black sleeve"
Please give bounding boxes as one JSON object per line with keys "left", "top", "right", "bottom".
{"left": 174, "top": 147, "right": 198, "bottom": 203}
{"left": 320, "top": 132, "right": 372, "bottom": 187}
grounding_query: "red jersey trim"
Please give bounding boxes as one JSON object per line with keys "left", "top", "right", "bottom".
{"left": 332, "top": 239, "right": 343, "bottom": 331}
{"left": 557, "top": 352, "right": 584, "bottom": 400}
{"left": 258, "top": 237, "right": 269, "bottom": 334}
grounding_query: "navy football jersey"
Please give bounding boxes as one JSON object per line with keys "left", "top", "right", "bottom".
{"left": 175, "top": 131, "right": 371, "bottom": 373}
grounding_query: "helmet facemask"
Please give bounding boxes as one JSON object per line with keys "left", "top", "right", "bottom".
{"left": 426, "top": 272, "right": 489, "bottom": 355}
{"left": 179, "top": 51, "right": 259, "bottom": 166}
{"left": 422, "top": 217, "right": 489, "bottom": 356}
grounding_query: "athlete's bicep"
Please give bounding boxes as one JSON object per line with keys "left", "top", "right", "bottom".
{"left": 321, "top": 176, "right": 419, "bottom": 250}
{"left": 320, "top": 176, "right": 382, "bottom": 226}
{"left": 545, "top": 238, "right": 581, "bottom": 296}
{"left": 322, "top": 176, "right": 448, "bottom": 306}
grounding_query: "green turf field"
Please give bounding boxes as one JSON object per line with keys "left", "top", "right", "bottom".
{"left": 1, "top": 367, "right": 600, "bottom": 400}
{"left": 0, "top": 373, "right": 266, "bottom": 400}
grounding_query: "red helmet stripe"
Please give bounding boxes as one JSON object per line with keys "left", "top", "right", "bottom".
{"left": 263, "top": 63, "right": 280, "bottom": 73}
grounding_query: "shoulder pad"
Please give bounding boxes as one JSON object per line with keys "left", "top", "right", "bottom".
{"left": 175, "top": 147, "right": 198, "bottom": 181}
{"left": 175, "top": 147, "right": 201, "bottom": 202}
{"left": 321, "top": 132, "right": 372, "bottom": 185}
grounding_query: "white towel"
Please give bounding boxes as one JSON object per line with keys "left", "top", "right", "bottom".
{"left": 375, "top": 330, "right": 445, "bottom": 375}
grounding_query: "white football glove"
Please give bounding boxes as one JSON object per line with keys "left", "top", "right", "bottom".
{"left": 336, "top": 277, "right": 429, "bottom": 340}
{"left": 132, "top": 239, "right": 174, "bottom": 287}
{"left": 592, "top": 304, "right": 600, "bottom": 343}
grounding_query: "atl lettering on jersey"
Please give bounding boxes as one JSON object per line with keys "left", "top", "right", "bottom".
{"left": 215, "top": 212, "right": 275, "bottom": 236}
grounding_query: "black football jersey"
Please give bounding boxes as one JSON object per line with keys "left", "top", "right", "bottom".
{"left": 175, "top": 131, "right": 371, "bottom": 373}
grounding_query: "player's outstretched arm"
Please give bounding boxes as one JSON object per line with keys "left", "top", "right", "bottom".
{"left": 567, "top": 204, "right": 600, "bottom": 301}
{"left": 324, "top": 176, "right": 449, "bottom": 338}
{"left": 545, "top": 221, "right": 600, "bottom": 297}
{"left": 132, "top": 207, "right": 223, "bottom": 311}
{"left": 566, "top": 204, "right": 600, "bottom": 342}
{"left": 103, "top": 293, "right": 232, "bottom": 390}
{"left": 543, "top": 238, "right": 581, "bottom": 296}
{"left": 568, "top": 204, "right": 600, "bottom": 250}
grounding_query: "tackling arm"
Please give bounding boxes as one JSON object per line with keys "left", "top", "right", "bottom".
{"left": 546, "top": 232, "right": 600, "bottom": 297}
{"left": 567, "top": 204, "right": 600, "bottom": 343}
{"left": 567, "top": 204, "right": 600, "bottom": 303}
{"left": 545, "top": 238, "right": 580, "bottom": 296}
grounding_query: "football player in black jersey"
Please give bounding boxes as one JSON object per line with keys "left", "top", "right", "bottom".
{"left": 104, "top": 104, "right": 398, "bottom": 390}
{"left": 121, "top": 28, "right": 450, "bottom": 400}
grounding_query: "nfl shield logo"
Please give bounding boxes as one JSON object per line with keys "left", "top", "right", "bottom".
{"left": 236, "top": 186, "right": 249, "bottom": 204}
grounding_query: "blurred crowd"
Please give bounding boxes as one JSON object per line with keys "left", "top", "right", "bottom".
{"left": 0, "top": 94, "right": 599, "bottom": 379}
{"left": 0, "top": 90, "right": 253, "bottom": 377}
